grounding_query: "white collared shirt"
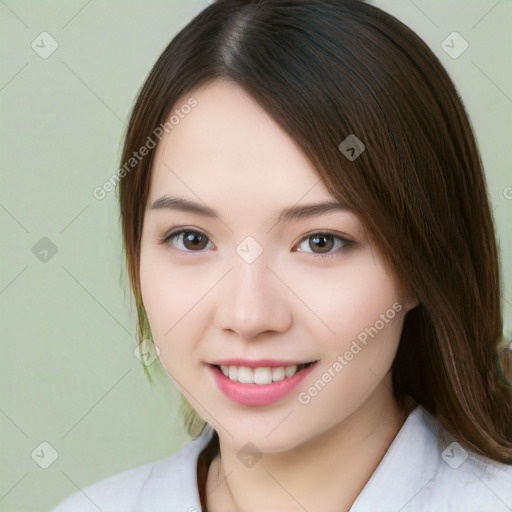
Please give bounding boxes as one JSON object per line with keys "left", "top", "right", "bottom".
{"left": 50, "top": 404, "right": 512, "bottom": 511}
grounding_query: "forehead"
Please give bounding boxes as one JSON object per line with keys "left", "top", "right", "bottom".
{"left": 148, "top": 79, "right": 336, "bottom": 206}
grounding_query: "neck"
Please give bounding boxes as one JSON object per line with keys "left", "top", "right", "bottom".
{"left": 206, "top": 379, "right": 413, "bottom": 512}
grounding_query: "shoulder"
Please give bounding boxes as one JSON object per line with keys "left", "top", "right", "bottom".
{"left": 425, "top": 420, "right": 512, "bottom": 512}
{"left": 351, "top": 405, "right": 512, "bottom": 512}
{"left": 49, "top": 425, "right": 214, "bottom": 512}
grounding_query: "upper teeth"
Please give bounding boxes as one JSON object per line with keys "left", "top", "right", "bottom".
{"left": 219, "top": 364, "right": 309, "bottom": 385}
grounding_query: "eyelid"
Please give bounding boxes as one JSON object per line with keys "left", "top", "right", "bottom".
{"left": 292, "top": 230, "right": 355, "bottom": 258}
{"left": 158, "top": 227, "right": 215, "bottom": 252}
{"left": 293, "top": 229, "right": 354, "bottom": 247}
{"left": 159, "top": 227, "right": 356, "bottom": 256}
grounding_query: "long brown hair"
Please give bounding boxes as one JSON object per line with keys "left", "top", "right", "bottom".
{"left": 117, "top": 0, "right": 512, "bottom": 463}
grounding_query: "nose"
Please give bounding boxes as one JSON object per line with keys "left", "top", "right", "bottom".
{"left": 215, "top": 255, "right": 293, "bottom": 340}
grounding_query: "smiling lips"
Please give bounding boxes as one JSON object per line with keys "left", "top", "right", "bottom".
{"left": 208, "top": 359, "right": 317, "bottom": 406}
{"left": 217, "top": 363, "right": 313, "bottom": 384}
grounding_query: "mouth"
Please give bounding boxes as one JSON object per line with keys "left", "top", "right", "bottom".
{"left": 208, "top": 360, "right": 318, "bottom": 406}
{"left": 209, "top": 361, "right": 317, "bottom": 385}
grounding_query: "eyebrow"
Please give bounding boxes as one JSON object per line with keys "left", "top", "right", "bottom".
{"left": 149, "top": 195, "right": 350, "bottom": 225}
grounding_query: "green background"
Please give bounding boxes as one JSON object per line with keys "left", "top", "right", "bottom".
{"left": 0, "top": 1, "right": 510, "bottom": 510}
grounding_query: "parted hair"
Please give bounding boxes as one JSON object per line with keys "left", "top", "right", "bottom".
{"left": 117, "top": 0, "right": 512, "bottom": 463}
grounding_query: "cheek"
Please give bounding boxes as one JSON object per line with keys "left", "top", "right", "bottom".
{"left": 287, "top": 255, "right": 403, "bottom": 349}
{"left": 140, "top": 249, "right": 169, "bottom": 337}
{"left": 295, "top": 264, "right": 405, "bottom": 413}
{"left": 140, "top": 246, "right": 195, "bottom": 335}
{"left": 139, "top": 246, "right": 214, "bottom": 376}
{"left": 139, "top": 248, "right": 186, "bottom": 355}
{"left": 341, "top": 272, "right": 402, "bottom": 347}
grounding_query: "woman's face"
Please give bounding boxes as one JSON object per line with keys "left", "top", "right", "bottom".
{"left": 140, "top": 79, "right": 417, "bottom": 451}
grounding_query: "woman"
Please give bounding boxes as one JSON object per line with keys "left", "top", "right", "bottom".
{"left": 51, "top": 0, "right": 512, "bottom": 510}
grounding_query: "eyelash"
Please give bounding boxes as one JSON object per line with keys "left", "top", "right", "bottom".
{"left": 157, "top": 228, "right": 355, "bottom": 259}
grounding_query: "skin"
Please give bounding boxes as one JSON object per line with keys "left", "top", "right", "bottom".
{"left": 140, "top": 79, "right": 419, "bottom": 512}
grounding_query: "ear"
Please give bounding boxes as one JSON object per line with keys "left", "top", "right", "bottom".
{"left": 399, "top": 281, "right": 420, "bottom": 313}
{"left": 402, "top": 293, "right": 420, "bottom": 313}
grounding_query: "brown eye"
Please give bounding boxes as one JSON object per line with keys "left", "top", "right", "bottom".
{"left": 162, "top": 230, "right": 213, "bottom": 252}
{"left": 309, "top": 234, "right": 334, "bottom": 253}
{"left": 182, "top": 231, "right": 209, "bottom": 250}
{"left": 295, "top": 232, "right": 354, "bottom": 259}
